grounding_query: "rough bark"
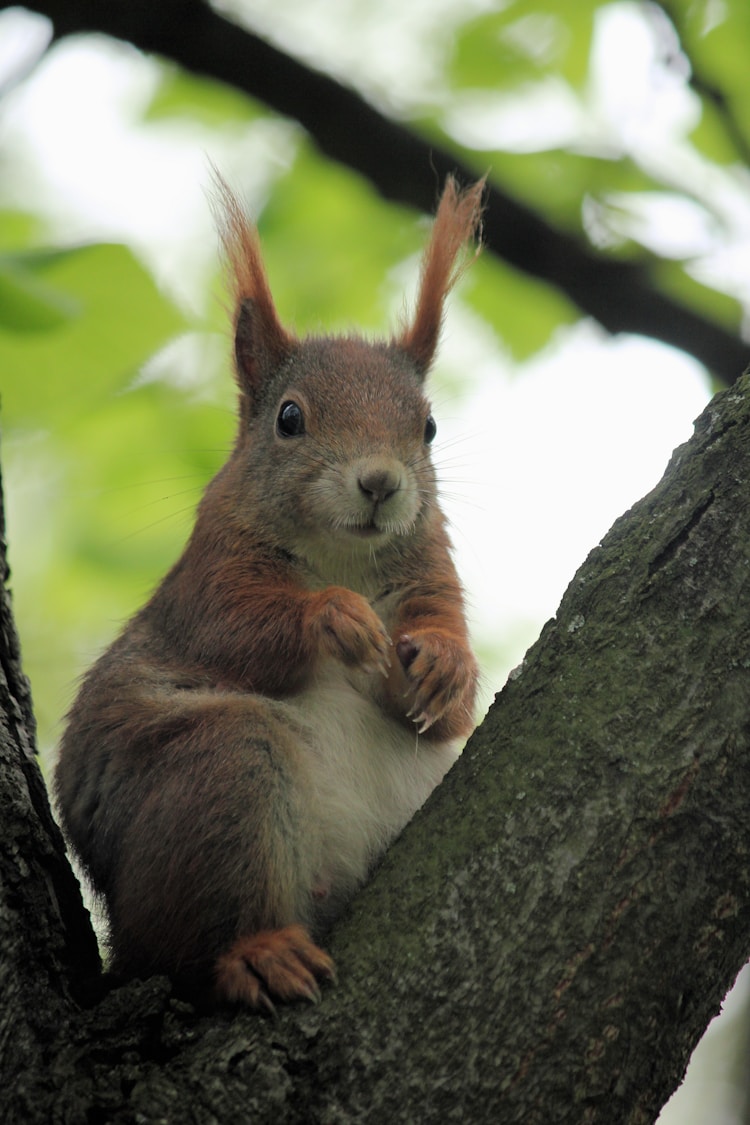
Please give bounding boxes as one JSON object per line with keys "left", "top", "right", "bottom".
{"left": 0, "top": 469, "right": 99, "bottom": 1114}
{"left": 6, "top": 0, "right": 749, "bottom": 384}
{"left": 3, "top": 378, "right": 750, "bottom": 1120}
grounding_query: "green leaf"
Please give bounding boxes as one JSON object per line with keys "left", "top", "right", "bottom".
{"left": 257, "top": 146, "right": 420, "bottom": 333}
{"left": 653, "top": 258, "right": 741, "bottom": 331}
{"left": 552, "top": 0, "right": 598, "bottom": 87}
{"left": 0, "top": 209, "right": 45, "bottom": 250}
{"left": 0, "top": 241, "right": 188, "bottom": 428}
{"left": 449, "top": 10, "right": 532, "bottom": 91}
{"left": 144, "top": 64, "right": 262, "bottom": 126}
{"left": 448, "top": 3, "right": 597, "bottom": 92}
{"left": 689, "top": 98, "right": 742, "bottom": 165}
{"left": 670, "top": 0, "right": 750, "bottom": 164}
{"left": 0, "top": 257, "right": 80, "bottom": 331}
{"left": 468, "top": 253, "right": 577, "bottom": 360}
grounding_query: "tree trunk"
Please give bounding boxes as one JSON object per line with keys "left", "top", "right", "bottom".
{"left": 0, "top": 470, "right": 100, "bottom": 1115}
{"left": 4, "top": 376, "right": 750, "bottom": 1123}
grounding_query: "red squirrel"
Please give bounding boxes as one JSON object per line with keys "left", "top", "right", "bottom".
{"left": 54, "top": 176, "right": 482, "bottom": 1011}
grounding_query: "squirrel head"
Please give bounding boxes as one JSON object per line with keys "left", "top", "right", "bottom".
{"left": 213, "top": 176, "right": 484, "bottom": 564}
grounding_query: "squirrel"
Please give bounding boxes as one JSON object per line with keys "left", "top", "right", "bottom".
{"left": 54, "top": 175, "right": 483, "bottom": 1011}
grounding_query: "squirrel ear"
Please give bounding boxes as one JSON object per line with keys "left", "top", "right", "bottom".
{"left": 213, "top": 171, "right": 295, "bottom": 408}
{"left": 398, "top": 176, "right": 485, "bottom": 377}
{"left": 234, "top": 296, "right": 294, "bottom": 403}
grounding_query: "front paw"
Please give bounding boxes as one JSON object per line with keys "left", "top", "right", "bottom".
{"left": 397, "top": 630, "right": 477, "bottom": 737}
{"left": 310, "top": 587, "right": 391, "bottom": 675}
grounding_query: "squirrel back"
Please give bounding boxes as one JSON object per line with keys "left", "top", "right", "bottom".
{"left": 55, "top": 176, "right": 483, "bottom": 1010}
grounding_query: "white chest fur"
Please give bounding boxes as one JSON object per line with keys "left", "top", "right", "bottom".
{"left": 283, "top": 660, "right": 457, "bottom": 922}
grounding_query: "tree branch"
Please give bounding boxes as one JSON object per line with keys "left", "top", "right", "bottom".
{"left": 0, "top": 463, "right": 100, "bottom": 1108}
{"left": 8, "top": 0, "right": 750, "bottom": 383}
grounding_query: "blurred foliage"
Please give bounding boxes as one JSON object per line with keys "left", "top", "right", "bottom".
{"left": 0, "top": 241, "right": 187, "bottom": 415}
{"left": 673, "top": 0, "right": 750, "bottom": 159}
{"left": 448, "top": 2, "right": 597, "bottom": 90}
{"left": 0, "top": 0, "right": 749, "bottom": 768}
{"left": 0, "top": 231, "right": 218, "bottom": 745}
{"left": 256, "top": 151, "right": 423, "bottom": 333}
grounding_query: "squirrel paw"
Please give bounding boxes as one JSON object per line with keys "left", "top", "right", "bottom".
{"left": 214, "top": 924, "right": 335, "bottom": 1013}
{"left": 311, "top": 587, "right": 391, "bottom": 675}
{"left": 397, "top": 631, "right": 477, "bottom": 737}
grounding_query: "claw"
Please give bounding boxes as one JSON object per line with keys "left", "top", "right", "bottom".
{"left": 303, "top": 983, "right": 322, "bottom": 1004}
{"left": 215, "top": 925, "right": 334, "bottom": 1010}
{"left": 259, "top": 989, "right": 277, "bottom": 1017}
{"left": 412, "top": 710, "right": 435, "bottom": 734}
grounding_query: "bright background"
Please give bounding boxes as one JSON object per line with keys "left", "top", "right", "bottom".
{"left": 1, "top": 3, "right": 748, "bottom": 1119}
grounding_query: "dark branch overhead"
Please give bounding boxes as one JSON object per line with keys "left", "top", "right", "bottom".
{"left": 9, "top": 0, "right": 750, "bottom": 383}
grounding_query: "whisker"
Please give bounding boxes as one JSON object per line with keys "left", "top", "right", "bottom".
{"left": 108, "top": 504, "right": 200, "bottom": 547}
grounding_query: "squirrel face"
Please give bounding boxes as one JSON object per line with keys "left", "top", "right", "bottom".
{"left": 211, "top": 174, "right": 484, "bottom": 575}
{"left": 231, "top": 335, "right": 439, "bottom": 561}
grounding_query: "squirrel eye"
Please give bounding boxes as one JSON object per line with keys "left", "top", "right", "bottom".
{"left": 277, "top": 400, "right": 305, "bottom": 437}
{"left": 424, "top": 414, "right": 437, "bottom": 445}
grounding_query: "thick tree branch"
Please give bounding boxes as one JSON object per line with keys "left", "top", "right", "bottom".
{"left": 0, "top": 465, "right": 100, "bottom": 1110}
{"left": 8, "top": 0, "right": 750, "bottom": 383}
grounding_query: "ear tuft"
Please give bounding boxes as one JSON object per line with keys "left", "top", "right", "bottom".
{"left": 398, "top": 176, "right": 485, "bottom": 376}
{"left": 212, "top": 170, "right": 295, "bottom": 405}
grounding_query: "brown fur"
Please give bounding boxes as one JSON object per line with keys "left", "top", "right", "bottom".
{"left": 55, "top": 177, "right": 483, "bottom": 1010}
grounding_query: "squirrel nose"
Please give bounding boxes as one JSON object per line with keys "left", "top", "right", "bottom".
{"left": 358, "top": 466, "right": 401, "bottom": 504}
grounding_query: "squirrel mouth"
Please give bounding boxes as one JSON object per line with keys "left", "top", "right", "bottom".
{"left": 350, "top": 524, "right": 382, "bottom": 538}
{"left": 345, "top": 520, "right": 385, "bottom": 539}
